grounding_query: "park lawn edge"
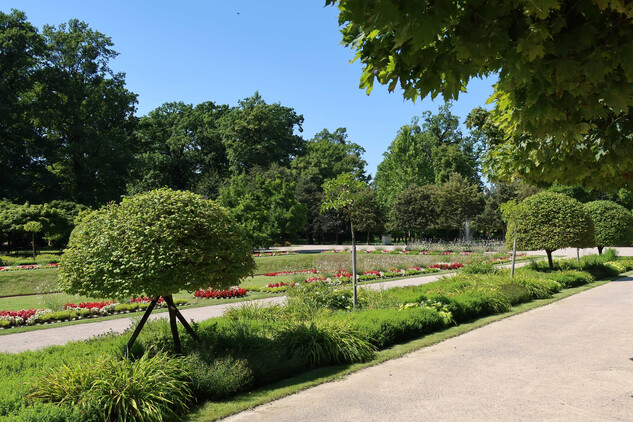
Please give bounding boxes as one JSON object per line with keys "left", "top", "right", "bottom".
{"left": 185, "top": 275, "right": 617, "bottom": 421}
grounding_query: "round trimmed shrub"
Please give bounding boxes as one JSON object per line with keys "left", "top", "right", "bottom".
{"left": 59, "top": 188, "right": 255, "bottom": 299}
{"left": 584, "top": 200, "right": 633, "bottom": 254}
{"left": 508, "top": 192, "right": 594, "bottom": 269}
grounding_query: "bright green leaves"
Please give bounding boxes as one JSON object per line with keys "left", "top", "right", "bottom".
{"left": 509, "top": 192, "right": 595, "bottom": 252}
{"left": 59, "top": 189, "right": 255, "bottom": 299}
{"left": 584, "top": 200, "right": 633, "bottom": 248}
{"left": 329, "top": 0, "right": 633, "bottom": 189}
{"left": 321, "top": 173, "right": 366, "bottom": 216}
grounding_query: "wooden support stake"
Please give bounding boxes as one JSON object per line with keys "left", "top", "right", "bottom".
{"left": 164, "top": 295, "right": 200, "bottom": 343}
{"left": 123, "top": 297, "right": 159, "bottom": 356}
{"left": 166, "top": 294, "right": 182, "bottom": 354}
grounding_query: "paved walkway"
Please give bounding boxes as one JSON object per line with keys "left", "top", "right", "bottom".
{"left": 224, "top": 276, "right": 633, "bottom": 422}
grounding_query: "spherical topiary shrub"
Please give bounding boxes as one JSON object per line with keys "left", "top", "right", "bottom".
{"left": 59, "top": 188, "right": 255, "bottom": 299}
{"left": 507, "top": 191, "right": 595, "bottom": 269}
{"left": 584, "top": 200, "right": 633, "bottom": 254}
{"left": 59, "top": 188, "right": 255, "bottom": 352}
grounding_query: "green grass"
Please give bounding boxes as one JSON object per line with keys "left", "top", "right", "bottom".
{"left": 0, "top": 268, "right": 59, "bottom": 296}
{"left": 253, "top": 254, "right": 317, "bottom": 274}
{"left": 185, "top": 277, "right": 614, "bottom": 421}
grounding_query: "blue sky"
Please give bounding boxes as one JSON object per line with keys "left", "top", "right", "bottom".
{"left": 6, "top": 1, "right": 495, "bottom": 178}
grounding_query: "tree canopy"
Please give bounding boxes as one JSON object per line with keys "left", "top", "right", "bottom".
{"left": 59, "top": 189, "right": 255, "bottom": 299}
{"left": 328, "top": 0, "right": 633, "bottom": 189}
{"left": 509, "top": 191, "right": 595, "bottom": 268}
{"left": 584, "top": 200, "right": 633, "bottom": 254}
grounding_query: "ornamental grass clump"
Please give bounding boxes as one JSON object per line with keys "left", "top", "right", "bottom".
{"left": 276, "top": 318, "right": 375, "bottom": 367}
{"left": 29, "top": 352, "right": 193, "bottom": 422}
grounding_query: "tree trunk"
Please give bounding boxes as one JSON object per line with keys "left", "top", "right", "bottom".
{"left": 546, "top": 250, "right": 554, "bottom": 271}
{"left": 335, "top": 232, "right": 341, "bottom": 245}
{"left": 598, "top": 246, "right": 603, "bottom": 255}
{"left": 510, "top": 221, "right": 517, "bottom": 277}
{"left": 366, "top": 231, "right": 370, "bottom": 245}
{"left": 351, "top": 220, "right": 357, "bottom": 310}
{"left": 31, "top": 233, "right": 36, "bottom": 259}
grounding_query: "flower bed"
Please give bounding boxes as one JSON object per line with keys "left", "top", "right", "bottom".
{"left": 252, "top": 251, "right": 297, "bottom": 257}
{"left": 0, "top": 297, "right": 190, "bottom": 329}
{"left": 194, "top": 287, "right": 247, "bottom": 299}
{"left": 427, "top": 262, "right": 464, "bottom": 270}
{"left": 264, "top": 269, "right": 319, "bottom": 276}
{"left": 266, "top": 281, "right": 296, "bottom": 288}
{"left": 0, "top": 263, "right": 58, "bottom": 271}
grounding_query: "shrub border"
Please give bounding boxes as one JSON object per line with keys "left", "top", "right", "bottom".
{"left": 187, "top": 275, "right": 619, "bottom": 421}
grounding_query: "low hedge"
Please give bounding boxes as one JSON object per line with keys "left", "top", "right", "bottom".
{"left": 344, "top": 307, "right": 449, "bottom": 349}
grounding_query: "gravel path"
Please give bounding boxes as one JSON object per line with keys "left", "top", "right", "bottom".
{"left": 224, "top": 276, "right": 633, "bottom": 422}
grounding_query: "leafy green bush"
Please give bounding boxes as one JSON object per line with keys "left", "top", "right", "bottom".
{"left": 186, "top": 354, "right": 253, "bottom": 401}
{"left": 286, "top": 282, "right": 353, "bottom": 311}
{"left": 35, "top": 254, "right": 61, "bottom": 265}
{"left": 346, "top": 307, "right": 448, "bottom": 349}
{"left": 276, "top": 318, "right": 375, "bottom": 366}
{"left": 462, "top": 258, "right": 496, "bottom": 274}
{"left": 509, "top": 192, "right": 595, "bottom": 269}
{"left": 29, "top": 353, "right": 193, "bottom": 422}
{"left": 543, "top": 270, "right": 595, "bottom": 288}
{"left": 59, "top": 188, "right": 255, "bottom": 299}
{"left": 440, "top": 289, "right": 511, "bottom": 322}
{"left": 584, "top": 201, "right": 633, "bottom": 254}
{"left": 528, "top": 253, "right": 619, "bottom": 279}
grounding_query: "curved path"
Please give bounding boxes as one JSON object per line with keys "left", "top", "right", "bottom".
{"left": 224, "top": 276, "right": 633, "bottom": 422}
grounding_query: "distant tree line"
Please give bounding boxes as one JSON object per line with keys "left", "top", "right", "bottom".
{"left": 3, "top": 10, "right": 633, "bottom": 251}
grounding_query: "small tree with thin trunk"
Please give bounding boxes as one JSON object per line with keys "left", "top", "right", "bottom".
{"left": 321, "top": 173, "right": 366, "bottom": 309}
{"left": 584, "top": 200, "right": 633, "bottom": 255}
{"left": 23, "top": 221, "right": 43, "bottom": 258}
{"left": 507, "top": 192, "right": 594, "bottom": 270}
{"left": 59, "top": 188, "right": 255, "bottom": 353}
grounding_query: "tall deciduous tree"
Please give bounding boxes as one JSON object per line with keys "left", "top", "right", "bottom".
{"left": 0, "top": 10, "right": 46, "bottom": 203}
{"left": 328, "top": 0, "right": 633, "bottom": 189}
{"left": 130, "top": 101, "right": 229, "bottom": 196}
{"left": 389, "top": 184, "right": 437, "bottom": 241}
{"left": 350, "top": 187, "right": 385, "bottom": 244}
{"left": 292, "top": 128, "right": 367, "bottom": 243}
{"left": 375, "top": 105, "right": 481, "bottom": 207}
{"left": 219, "top": 166, "right": 307, "bottom": 248}
{"left": 433, "top": 173, "right": 484, "bottom": 238}
{"left": 36, "top": 19, "right": 138, "bottom": 206}
{"left": 218, "top": 92, "right": 304, "bottom": 173}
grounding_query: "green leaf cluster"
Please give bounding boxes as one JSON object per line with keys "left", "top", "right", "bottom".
{"left": 508, "top": 192, "right": 595, "bottom": 253}
{"left": 584, "top": 200, "right": 633, "bottom": 249}
{"left": 329, "top": 0, "right": 633, "bottom": 189}
{"left": 59, "top": 188, "right": 255, "bottom": 299}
